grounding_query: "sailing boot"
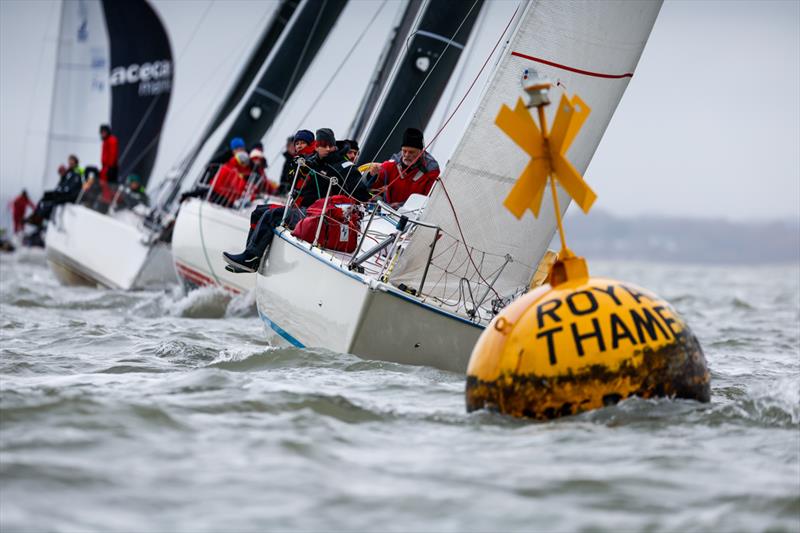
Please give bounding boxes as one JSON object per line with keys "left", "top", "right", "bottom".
{"left": 222, "top": 251, "right": 260, "bottom": 273}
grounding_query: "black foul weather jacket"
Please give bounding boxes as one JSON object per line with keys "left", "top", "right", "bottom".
{"left": 295, "top": 151, "right": 363, "bottom": 207}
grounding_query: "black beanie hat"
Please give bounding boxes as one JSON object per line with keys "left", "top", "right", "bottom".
{"left": 315, "top": 128, "right": 336, "bottom": 145}
{"left": 347, "top": 139, "right": 359, "bottom": 152}
{"left": 402, "top": 128, "right": 424, "bottom": 149}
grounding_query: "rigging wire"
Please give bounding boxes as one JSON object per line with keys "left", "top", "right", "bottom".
{"left": 398, "top": 4, "right": 520, "bottom": 303}
{"left": 267, "top": 0, "right": 390, "bottom": 168}
{"left": 354, "top": 0, "right": 428, "bottom": 146}
{"left": 365, "top": 0, "right": 482, "bottom": 163}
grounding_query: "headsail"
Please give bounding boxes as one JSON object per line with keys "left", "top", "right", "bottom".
{"left": 390, "top": 0, "right": 662, "bottom": 319}
{"left": 43, "top": 0, "right": 110, "bottom": 188}
{"left": 101, "top": 0, "right": 173, "bottom": 186}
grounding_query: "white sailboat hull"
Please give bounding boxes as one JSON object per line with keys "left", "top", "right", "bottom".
{"left": 256, "top": 230, "right": 482, "bottom": 373}
{"left": 170, "top": 198, "right": 255, "bottom": 294}
{"left": 45, "top": 204, "right": 176, "bottom": 290}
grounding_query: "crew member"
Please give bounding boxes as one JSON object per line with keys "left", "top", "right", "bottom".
{"left": 210, "top": 137, "right": 250, "bottom": 206}
{"left": 279, "top": 136, "right": 297, "bottom": 194}
{"left": 367, "top": 127, "right": 439, "bottom": 205}
{"left": 223, "top": 128, "right": 360, "bottom": 273}
{"left": 10, "top": 190, "right": 34, "bottom": 234}
{"left": 99, "top": 124, "right": 119, "bottom": 202}
{"left": 247, "top": 148, "right": 277, "bottom": 198}
{"left": 29, "top": 155, "right": 84, "bottom": 225}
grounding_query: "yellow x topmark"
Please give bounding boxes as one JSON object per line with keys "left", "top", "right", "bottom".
{"left": 496, "top": 93, "right": 597, "bottom": 219}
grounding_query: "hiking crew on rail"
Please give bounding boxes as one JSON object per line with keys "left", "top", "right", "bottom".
{"left": 222, "top": 127, "right": 439, "bottom": 274}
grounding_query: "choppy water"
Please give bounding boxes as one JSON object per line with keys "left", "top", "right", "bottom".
{"left": 1, "top": 249, "right": 798, "bottom": 532}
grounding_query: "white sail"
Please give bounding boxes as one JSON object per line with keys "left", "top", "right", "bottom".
{"left": 43, "top": 0, "right": 110, "bottom": 188}
{"left": 390, "top": 0, "right": 662, "bottom": 319}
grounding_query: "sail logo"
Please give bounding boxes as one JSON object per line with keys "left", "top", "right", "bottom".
{"left": 109, "top": 60, "right": 172, "bottom": 96}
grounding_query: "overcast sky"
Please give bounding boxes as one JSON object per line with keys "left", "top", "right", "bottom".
{"left": 1, "top": 0, "right": 798, "bottom": 223}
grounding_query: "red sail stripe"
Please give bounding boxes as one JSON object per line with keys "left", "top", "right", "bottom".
{"left": 511, "top": 51, "right": 633, "bottom": 79}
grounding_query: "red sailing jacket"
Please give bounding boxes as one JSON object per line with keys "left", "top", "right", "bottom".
{"left": 11, "top": 194, "right": 34, "bottom": 231}
{"left": 372, "top": 151, "right": 440, "bottom": 205}
{"left": 211, "top": 155, "right": 250, "bottom": 205}
{"left": 100, "top": 134, "right": 119, "bottom": 181}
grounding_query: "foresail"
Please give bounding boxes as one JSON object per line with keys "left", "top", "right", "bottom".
{"left": 102, "top": 0, "right": 173, "bottom": 186}
{"left": 390, "top": 0, "right": 662, "bottom": 320}
{"left": 43, "top": 0, "right": 110, "bottom": 188}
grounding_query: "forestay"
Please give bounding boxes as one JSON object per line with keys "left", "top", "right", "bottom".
{"left": 390, "top": 0, "right": 662, "bottom": 320}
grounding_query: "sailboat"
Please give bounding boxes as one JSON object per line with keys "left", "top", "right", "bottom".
{"left": 42, "top": 0, "right": 177, "bottom": 289}
{"left": 171, "top": 0, "right": 484, "bottom": 294}
{"left": 254, "top": 0, "right": 663, "bottom": 372}
{"left": 42, "top": 0, "right": 287, "bottom": 290}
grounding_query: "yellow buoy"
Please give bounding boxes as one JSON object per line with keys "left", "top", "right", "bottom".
{"left": 465, "top": 256, "right": 710, "bottom": 419}
{"left": 470, "top": 71, "right": 711, "bottom": 419}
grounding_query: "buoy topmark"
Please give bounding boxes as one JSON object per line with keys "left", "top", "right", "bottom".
{"left": 465, "top": 256, "right": 710, "bottom": 420}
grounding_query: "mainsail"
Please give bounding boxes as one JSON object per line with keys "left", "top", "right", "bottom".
{"left": 102, "top": 0, "right": 173, "bottom": 186}
{"left": 43, "top": 0, "right": 110, "bottom": 188}
{"left": 173, "top": 0, "right": 299, "bottom": 182}
{"left": 208, "top": 0, "right": 349, "bottom": 164}
{"left": 357, "top": 0, "right": 485, "bottom": 163}
{"left": 391, "top": 0, "right": 662, "bottom": 319}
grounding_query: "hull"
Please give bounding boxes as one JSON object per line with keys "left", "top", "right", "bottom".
{"left": 170, "top": 198, "right": 255, "bottom": 294}
{"left": 256, "top": 230, "right": 483, "bottom": 373}
{"left": 45, "top": 204, "right": 176, "bottom": 290}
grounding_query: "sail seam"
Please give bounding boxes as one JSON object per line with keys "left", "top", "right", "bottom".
{"left": 253, "top": 87, "right": 284, "bottom": 104}
{"left": 511, "top": 51, "right": 634, "bottom": 79}
{"left": 414, "top": 30, "right": 466, "bottom": 50}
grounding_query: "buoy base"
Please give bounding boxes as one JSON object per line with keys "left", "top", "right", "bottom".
{"left": 466, "top": 330, "right": 710, "bottom": 420}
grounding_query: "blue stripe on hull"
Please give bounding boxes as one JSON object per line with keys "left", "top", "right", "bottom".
{"left": 258, "top": 310, "right": 305, "bottom": 348}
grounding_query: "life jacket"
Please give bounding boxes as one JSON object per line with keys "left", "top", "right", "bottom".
{"left": 291, "top": 195, "right": 360, "bottom": 253}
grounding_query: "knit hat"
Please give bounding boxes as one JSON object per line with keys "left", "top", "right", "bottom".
{"left": 230, "top": 137, "right": 246, "bottom": 150}
{"left": 315, "top": 128, "right": 336, "bottom": 146}
{"left": 346, "top": 139, "right": 359, "bottom": 152}
{"left": 293, "top": 129, "right": 314, "bottom": 144}
{"left": 402, "top": 128, "right": 424, "bottom": 149}
{"left": 249, "top": 149, "right": 266, "bottom": 163}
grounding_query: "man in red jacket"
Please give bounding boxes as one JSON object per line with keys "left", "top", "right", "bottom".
{"left": 367, "top": 127, "right": 439, "bottom": 205}
{"left": 99, "top": 124, "right": 119, "bottom": 202}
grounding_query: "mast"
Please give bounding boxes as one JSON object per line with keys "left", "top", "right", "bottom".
{"left": 208, "top": 0, "right": 349, "bottom": 165}
{"left": 175, "top": 0, "right": 300, "bottom": 181}
{"left": 348, "top": 0, "right": 424, "bottom": 140}
{"left": 357, "top": 0, "right": 485, "bottom": 163}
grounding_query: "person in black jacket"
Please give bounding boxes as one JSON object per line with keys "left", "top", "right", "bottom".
{"left": 278, "top": 136, "right": 296, "bottom": 194}
{"left": 222, "top": 128, "right": 367, "bottom": 273}
{"left": 28, "top": 155, "right": 84, "bottom": 226}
